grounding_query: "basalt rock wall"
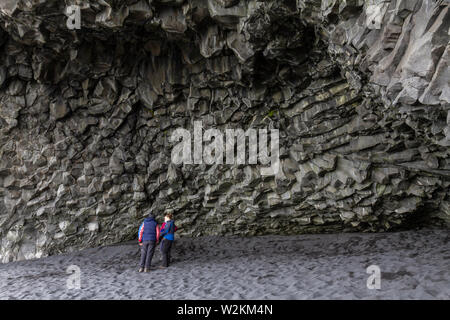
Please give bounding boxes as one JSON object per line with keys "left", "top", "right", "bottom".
{"left": 0, "top": 0, "right": 449, "bottom": 262}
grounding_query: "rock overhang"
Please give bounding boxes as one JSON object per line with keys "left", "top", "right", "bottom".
{"left": 0, "top": 0, "right": 448, "bottom": 262}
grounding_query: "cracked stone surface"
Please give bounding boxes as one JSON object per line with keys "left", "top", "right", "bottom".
{"left": 0, "top": 0, "right": 449, "bottom": 262}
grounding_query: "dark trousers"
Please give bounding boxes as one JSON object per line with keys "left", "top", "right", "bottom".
{"left": 139, "top": 241, "right": 156, "bottom": 269}
{"left": 161, "top": 238, "right": 173, "bottom": 267}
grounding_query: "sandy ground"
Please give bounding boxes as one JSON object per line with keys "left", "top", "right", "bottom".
{"left": 0, "top": 228, "right": 449, "bottom": 300}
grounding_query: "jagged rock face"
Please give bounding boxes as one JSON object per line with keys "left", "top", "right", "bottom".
{"left": 0, "top": 0, "right": 448, "bottom": 262}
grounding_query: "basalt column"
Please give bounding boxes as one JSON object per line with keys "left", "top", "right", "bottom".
{"left": 0, "top": 0, "right": 449, "bottom": 262}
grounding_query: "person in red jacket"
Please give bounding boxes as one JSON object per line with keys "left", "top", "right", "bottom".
{"left": 137, "top": 213, "right": 160, "bottom": 273}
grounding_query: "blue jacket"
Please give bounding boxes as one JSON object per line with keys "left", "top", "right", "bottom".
{"left": 160, "top": 220, "right": 175, "bottom": 241}
{"left": 138, "top": 217, "right": 158, "bottom": 242}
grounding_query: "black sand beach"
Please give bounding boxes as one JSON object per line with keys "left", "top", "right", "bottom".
{"left": 0, "top": 228, "right": 449, "bottom": 300}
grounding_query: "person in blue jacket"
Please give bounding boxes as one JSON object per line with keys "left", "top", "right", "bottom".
{"left": 159, "top": 213, "right": 176, "bottom": 268}
{"left": 138, "top": 213, "right": 159, "bottom": 272}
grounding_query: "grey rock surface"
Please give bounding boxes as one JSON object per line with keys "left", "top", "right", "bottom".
{"left": 0, "top": 0, "right": 449, "bottom": 262}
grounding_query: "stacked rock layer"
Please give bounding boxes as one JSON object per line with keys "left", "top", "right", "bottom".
{"left": 0, "top": 0, "right": 449, "bottom": 262}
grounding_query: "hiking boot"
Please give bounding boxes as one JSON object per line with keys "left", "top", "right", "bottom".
{"left": 138, "top": 268, "right": 144, "bottom": 273}
{"left": 159, "top": 266, "right": 167, "bottom": 269}
{"left": 144, "top": 268, "right": 150, "bottom": 273}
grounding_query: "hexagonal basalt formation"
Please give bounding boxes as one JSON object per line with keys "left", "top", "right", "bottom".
{"left": 0, "top": 0, "right": 449, "bottom": 262}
